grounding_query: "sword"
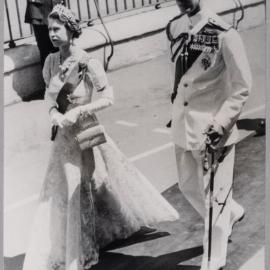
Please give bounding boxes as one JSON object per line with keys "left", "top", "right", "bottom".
{"left": 204, "top": 135, "right": 233, "bottom": 268}
{"left": 207, "top": 150, "right": 219, "bottom": 267}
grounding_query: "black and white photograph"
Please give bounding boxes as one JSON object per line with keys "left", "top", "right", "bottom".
{"left": 2, "top": 0, "right": 267, "bottom": 269}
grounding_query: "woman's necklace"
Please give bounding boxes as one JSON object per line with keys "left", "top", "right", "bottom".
{"left": 59, "top": 53, "right": 76, "bottom": 80}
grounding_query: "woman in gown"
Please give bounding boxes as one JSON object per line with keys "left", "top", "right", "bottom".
{"left": 22, "top": 4, "right": 179, "bottom": 270}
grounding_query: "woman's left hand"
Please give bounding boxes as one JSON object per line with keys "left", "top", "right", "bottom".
{"left": 62, "top": 107, "right": 82, "bottom": 126}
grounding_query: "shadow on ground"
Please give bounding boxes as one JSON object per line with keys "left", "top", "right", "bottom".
{"left": 5, "top": 44, "right": 45, "bottom": 101}
{"left": 4, "top": 246, "right": 203, "bottom": 270}
{"left": 103, "top": 227, "right": 170, "bottom": 251}
{"left": 4, "top": 254, "right": 25, "bottom": 270}
{"left": 93, "top": 246, "right": 203, "bottom": 270}
{"left": 237, "top": 118, "right": 265, "bottom": 136}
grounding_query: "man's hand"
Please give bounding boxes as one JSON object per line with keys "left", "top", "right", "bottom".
{"left": 201, "top": 123, "right": 224, "bottom": 171}
{"left": 204, "top": 122, "right": 224, "bottom": 152}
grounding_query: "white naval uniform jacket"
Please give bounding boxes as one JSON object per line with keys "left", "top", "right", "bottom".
{"left": 166, "top": 9, "right": 252, "bottom": 150}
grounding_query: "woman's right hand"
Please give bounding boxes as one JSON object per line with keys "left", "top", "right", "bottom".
{"left": 50, "top": 108, "right": 81, "bottom": 128}
{"left": 51, "top": 111, "right": 66, "bottom": 128}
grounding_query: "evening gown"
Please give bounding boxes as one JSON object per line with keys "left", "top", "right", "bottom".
{"left": 22, "top": 49, "right": 179, "bottom": 270}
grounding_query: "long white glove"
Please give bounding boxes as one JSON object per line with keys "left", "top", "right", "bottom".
{"left": 63, "top": 85, "right": 114, "bottom": 124}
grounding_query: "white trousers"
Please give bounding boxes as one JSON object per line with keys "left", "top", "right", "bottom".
{"left": 175, "top": 144, "right": 241, "bottom": 262}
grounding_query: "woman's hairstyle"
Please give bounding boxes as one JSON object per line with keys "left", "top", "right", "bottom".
{"left": 49, "top": 4, "right": 82, "bottom": 38}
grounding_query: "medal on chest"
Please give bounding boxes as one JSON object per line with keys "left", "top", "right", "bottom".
{"left": 189, "top": 30, "right": 219, "bottom": 70}
{"left": 201, "top": 53, "right": 212, "bottom": 70}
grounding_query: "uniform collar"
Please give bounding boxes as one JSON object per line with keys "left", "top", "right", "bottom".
{"left": 188, "top": 8, "right": 211, "bottom": 34}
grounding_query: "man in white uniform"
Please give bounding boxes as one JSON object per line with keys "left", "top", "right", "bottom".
{"left": 166, "top": 0, "right": 252, "bottom": 269}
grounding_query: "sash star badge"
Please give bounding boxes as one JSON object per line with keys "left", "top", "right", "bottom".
{"left": 201, "top": 54, "right": 212, "bottom": 70}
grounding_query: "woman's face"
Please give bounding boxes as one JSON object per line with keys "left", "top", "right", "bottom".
{"left": 48, "top": 18, "right": 73, "bottom": 48}
{"left": 176, "top": 0, "right": 200, "bottom": 15}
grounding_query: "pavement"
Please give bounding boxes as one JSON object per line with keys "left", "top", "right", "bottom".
{"left": 4, "top": 24, "right": 266, "bottom": 269}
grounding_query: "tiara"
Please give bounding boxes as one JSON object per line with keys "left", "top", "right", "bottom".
{"left": 51, "top": 4, "right": 77, "bottom": 23}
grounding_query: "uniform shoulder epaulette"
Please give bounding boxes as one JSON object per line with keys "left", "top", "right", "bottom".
{"left": 207, "top": 17, "right": 233, "bottom": 32}
{"left": 166, "top": 13, "right": 185, "bottom": 41}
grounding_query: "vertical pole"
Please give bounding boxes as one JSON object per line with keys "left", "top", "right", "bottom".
{"left": 5, "top": 0, "right": 16, "bottom": 48}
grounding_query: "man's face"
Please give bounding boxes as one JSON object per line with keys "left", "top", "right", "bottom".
{"left": 176, "top": 0, "right": 200, "bottom": 15}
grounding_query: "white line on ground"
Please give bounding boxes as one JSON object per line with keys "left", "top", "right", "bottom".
{"left": 152, "top": 128, "right": 171, "bottom": 135}
{"left": 4, "top": 105, "right": 265, "bottom": 214}
{"left": 115, "top": 120, "right": 138, "bottom": 127}
{"left": 130, "top": 142, "right": 174, "bottom": 162}
{"left": 238, "top": 247, "right": 264, "bottom": 270}
{"left": 4, "top": 194, "right": 39, "bottom": 214}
